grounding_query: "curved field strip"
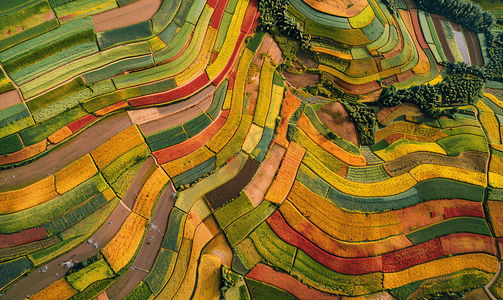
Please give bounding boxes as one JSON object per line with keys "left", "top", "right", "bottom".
{"left": 1, "top": 0, "right": 501, "bottom": 297}
{"left": 311, "top": 46, "right": 352, "bottom": 61}
{"left": 409, "top": 164, "right": 487, "bottom": 186}
{"left": 374, "top": 118, "right": 441, "bottom": 140}
{"left": 399, "top": 10, "right": 430, "bottom": 74}
{"left": 383, "top": 150, "right": 488, "bottom": 177}
{"left": 0, "top": 0, "right": 59, "bottom": 53}
{"left": 92, "top": 0, "right": 161, "bottom": 32}
{"left": 288, "top": 0, "right": 351, "bottom": 29}
{"left": 18, "top": 41, "right": 151, "bottom": 97}
{"left": 245, "top": 144, "right": 286, "bottom": 206}
{"left": 297, "top": 113, "right": 366, "bottom": 166}
{"left": 247, "top": 263, "right": 342, "bottom": 300}
{"left": 422, "top": 12, "right": 449, "bottom": 62}
{"left": 28, "top": 278, "right": 78, "bottom": 300}
{"left": 249, "top": 221, "right": 384, "bottom": 296}
{"left": 265, "top": 142, "right": 305, "bottom": 204}
{"left": 485, "top": 93, "right": 503, "bottom": 109}
{"left": 366, "top": 23, "right": 390, "bottom": 52}
{"left": 323, "top": 68, "right": 381, "bottom": 95}
{"left": 285, "top": 179, "right": 489, "bottom": 242}
{"left": 205, "top": 0, "right": 250, "bottom": 80}
{"left": 293, "top": 129, "right": 348, "bottom": 174}
{"left": 112, "top": 7, "right": 213, "bottom": 88}
{"left": 301, "top": 0, "right": 369, "bottom": 18}
{"left": 490, "top": 153, "right": 503, "bottom": 179}
{"left": 394, "top": 48, "right": 442, "bottom": 88}
{"left": 378, "top": 24, "right": 400, "bottom": 56}
{"left": 373, "top": 139, "right": 447, "bottom": 162}
{"left": 380, "top": 130, "right": 448, "bottom": 145}
{"left": 436, "top": 133, "right": 489, "bottom": 156}
{"left": 379, "top": 13, "right": 405, "bottom": 59}
{"left": 348, "top": 6, "right": 375, "bottom": 29}
{"left": 0, "top": 175, "right": 56, "bottom": 214}
{"left": 270, "top": 205, "right": 411, "bottom": 257}
{"left": 286, "top": 183, "right": 401, "bottom": 242}
{"left": 383, "top": 253, "right": 497, "bottom": 289}
{"left": 269, "top": 208, "right": 494, "bottom": 278}
{"left": 303, "top": 150, "right": 417, "bottom": 197}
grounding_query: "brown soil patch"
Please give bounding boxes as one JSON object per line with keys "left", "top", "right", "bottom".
{"left": 282, "top": 72, "right": 320, "bottom": 89}
{"left": 377, "top": 103, "right": 423, "bottom": 126}
{"left": 245, "top": 33, "right": 282, "bottom": 115}
{"left": 464, "top": 288, "right": 491, "bottom": 300}
{"left": 0, "top": 89, "right": 23, "bottom": 110}
{"left": 360, "top": 89, "right": 382, "bottom": 103}
{"left": 296, "top": 50, "right": 319, "bottom": 69}
{"left": 244, "top": 143, "right": 286, "bottom": 206}
{"left": 204, "top": 158, "right": 260, "bottom": 210}
{"left": 316, "top": 101, "right": 359, "bottom": 146}
{"left": 383, "top": 151, "right": 489, "bottom": 177}
{"left": 92, "top": 0, "right": 161, "bottom": 32}
{"left": 257, "top": 34, "right": 283, "bottom": 66}
{"left": 323, "top": 71, "right": 380, "bottom": 95}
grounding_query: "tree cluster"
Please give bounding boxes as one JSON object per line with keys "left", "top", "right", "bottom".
{"left": 340, "top": 101, "right": 376, "bottom": 145}
{"left": 485, "top": 31, "right": 503, "bottom": 82}
{"left": 378, "top": 62, "right": 485, "bottom": 118}
{"left": 257, "top": 0, "right": 311, "bottom": 49}
{"left": 304, "top": 78, "right": 344, "bottom": 99}
{"left": 412, "top": 0, "right": 495, "bottom": 33}
{"left": 379, "top": 84, "right": 442, "bottom": 118}
{"left": 439, "top": 62, "right": 487, "bottom": 103}
{"left": 304, "top": 79, "right": 376, "bottom": 145}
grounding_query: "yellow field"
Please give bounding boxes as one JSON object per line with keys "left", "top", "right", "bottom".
{"left": 55, "top": 154, "right": 99, "bottom": 194}
{"left": 297, "top": 114, "right": 366, "bottom": 166}
{"left": 383, "top": 253, "right": 498, "bottom": 289}
{"left": 242, "top": 124, "right": 263, "bottom": 154}
{"left": 205, "top": 0, "right": 250, "bottom": 80}
{"left": 48, "top": 126, "right": 72, "bottom": 144}
{"left": 0, "top": 175, "right": 57, "bottom": 214}
{"left": 409, "top": 164, "right": 487, "bottom": 187}
{"left": 91, "top": 125, "right": 144, "bottom": 170}
{"left": 101, "top": 213, "right": 148, "bottom": 272}
{"left": 175, "top": 27, "right": 218, "bottom": 86}
{"left": 162, "top": 146, "right": 215, "bottom": 178}
{"left": 133, "top": 168, "right": 170, "bottom": 218}
{"left": 29, "top": 278, "right": 78, "bottom": 300}
{"left": 303, "top": 151, "right": 417, "bottom": 197}
{"left": 374, "top": 140, "right": 447, "bottom": 162}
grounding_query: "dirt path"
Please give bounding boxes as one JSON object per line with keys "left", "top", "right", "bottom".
{"left": 106, "top": 182, "right": 177, "bottom": 300}
{"left": 0, "top": 113, "right": 133, "bottom": 192}
{"left": 2, "top": 159, "right": 158, "bottom": 300}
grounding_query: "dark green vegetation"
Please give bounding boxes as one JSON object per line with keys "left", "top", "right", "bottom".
{"left": 486, "top": 31, "right": 503, "bottom": 81}
{"left": 409, "top": 0, "right": 503, "bottom": 83}
{"left": 303, "top": 79, "right": 376, "bottom": 145}
{"left": 413, "top": 0, "right": 495, "bottom": 33}
{"left": 257, "top": 0, "right": 310, "bottom": 50}
{"left": 378, "top": 62, "right": 487, "bottom": 119}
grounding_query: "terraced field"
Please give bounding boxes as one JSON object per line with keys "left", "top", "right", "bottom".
{"left": 1, "top": 0, "right": 503, "bottom": 299}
